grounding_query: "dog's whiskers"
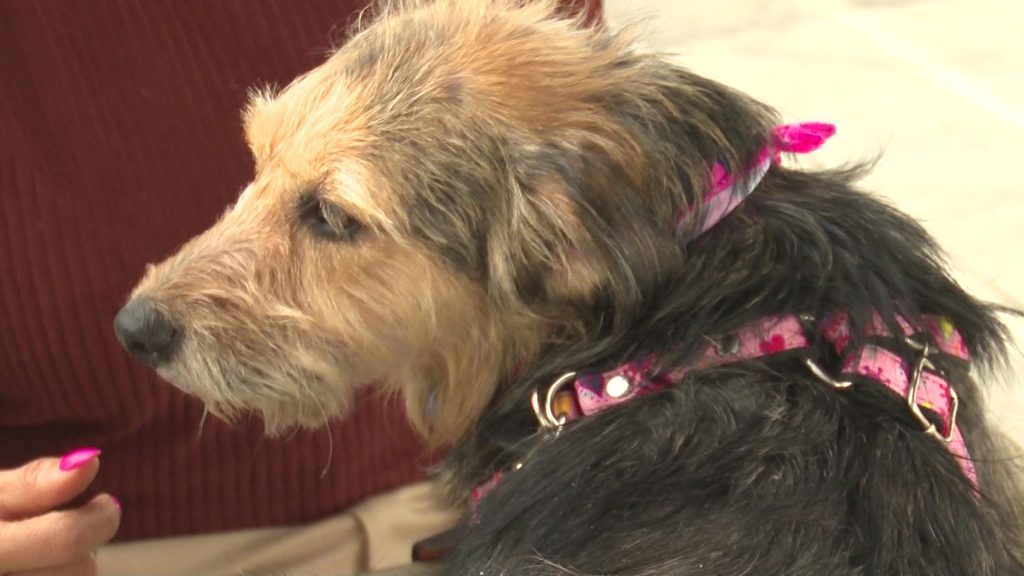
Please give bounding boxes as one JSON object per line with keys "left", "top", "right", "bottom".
{"left": 196, "top": 406, "right": 209, "bottom": 439}
{"left": 307, "top": 384, "right": 335, "bottom": 479}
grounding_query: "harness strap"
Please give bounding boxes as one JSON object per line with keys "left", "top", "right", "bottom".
{"left": 528, "top": 311, "right": 976, "bottom": 490}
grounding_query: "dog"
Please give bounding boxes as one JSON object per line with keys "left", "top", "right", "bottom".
{"left": 114, "top": 1, "right": 1024, "bottom": 573}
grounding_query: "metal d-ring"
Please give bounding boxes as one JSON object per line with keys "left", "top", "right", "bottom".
{"left": 804, "top": 358, "right": 854, "bottom": 390}
{"left": 531, "top": 371, "right": 577, "bottom": 429}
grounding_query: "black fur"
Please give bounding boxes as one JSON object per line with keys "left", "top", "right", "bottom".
{"left": 433, "top": 48, "right": 1024, "bottom": 576}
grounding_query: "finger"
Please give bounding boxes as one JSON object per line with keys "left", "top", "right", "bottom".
{"left": 0, "top": 494, "right": 120, "bottom": 573}
{"left": 0, "top": 449, "right": 101, "bottom": 519}
{"left": 12, "top": 555, "right": 98, "bottom": 576}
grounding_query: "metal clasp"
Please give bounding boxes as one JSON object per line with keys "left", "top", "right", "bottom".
{"left": 805, "top": 358, "right": 854, "bottom": 390}
{"left": 801, "top": 313, "right": 854, "bottom": 390}
{"left": 905, "top": 337, "right": 958, "bottom": 443}
{"left": 531, "top": 372, "right": 577, "bottom": 429}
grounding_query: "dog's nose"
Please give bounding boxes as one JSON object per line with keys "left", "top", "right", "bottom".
{"left": 114, "top": 297, "right": 179, "bottom": 366}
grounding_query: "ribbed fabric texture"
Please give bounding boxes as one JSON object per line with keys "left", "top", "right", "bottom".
{"left": 0, "top": 0, "right": 601, "bottom": 541}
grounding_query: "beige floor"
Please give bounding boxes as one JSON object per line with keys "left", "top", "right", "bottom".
{"left": 604, "top": 0, "right": 1024, "bottom": 440}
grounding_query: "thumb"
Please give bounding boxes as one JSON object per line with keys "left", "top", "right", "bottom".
{"left": 0, "top": 448, "right": 101, "bottom": 520}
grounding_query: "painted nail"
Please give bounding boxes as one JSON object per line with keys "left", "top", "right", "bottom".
{"left": 111, "top": 495, "right": 123, "bottom": 514}
{"left": 59, "top": 447, "right": 101, "bottom": 471}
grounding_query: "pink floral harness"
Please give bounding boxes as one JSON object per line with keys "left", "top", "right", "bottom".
{"left": 537, "top": 311, "right": 974, "bottom": 483}
{"left": 472, "top": 122, "right": 977, "bottom": 510}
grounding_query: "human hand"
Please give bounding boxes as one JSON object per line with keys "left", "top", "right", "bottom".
{"left": 0, "top": 448, "right": 121, "bottom": 576}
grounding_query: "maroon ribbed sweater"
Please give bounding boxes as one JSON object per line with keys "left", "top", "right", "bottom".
{"left": 0, "top": 0, "right": 600, "bottom": 541}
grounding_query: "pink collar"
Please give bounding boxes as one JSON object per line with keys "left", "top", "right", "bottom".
{"left": 675, "top": 121, "right": 836, "bottom": 243}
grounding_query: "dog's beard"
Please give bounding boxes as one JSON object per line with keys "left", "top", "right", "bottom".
{"left": 156, "top": 331, "right": 362, "bottom": 436}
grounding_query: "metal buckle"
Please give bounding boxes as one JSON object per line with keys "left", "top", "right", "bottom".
{"left": 905, "top": 337, "right": 958, "bottom": 443}
{"left": 531, "top": 372, "right": 577, "bottom": 429}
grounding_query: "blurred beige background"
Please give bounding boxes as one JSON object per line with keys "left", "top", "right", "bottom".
{"left": 604, "top": 0, "right": 1024, "bottom": 441}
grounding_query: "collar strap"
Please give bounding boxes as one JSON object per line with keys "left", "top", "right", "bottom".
{"left": 675, "top": 122, "right": 836, "bottom": 243}
{"left": 821, "top": 311, "right": 974, "bottom": 484}
{"left": 530, "top": 311, "right": 976, "bottom": 488}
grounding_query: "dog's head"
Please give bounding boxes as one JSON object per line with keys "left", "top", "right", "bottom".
{"left": 115, "top": 0, "right": 775, "bottom": 441}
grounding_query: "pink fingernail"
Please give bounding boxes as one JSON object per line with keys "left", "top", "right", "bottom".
{"left": 111, "top": 495, "right": 122, "bottom": 514}
{"left": 59, "top": 447, "right": 101, "bottom": 471}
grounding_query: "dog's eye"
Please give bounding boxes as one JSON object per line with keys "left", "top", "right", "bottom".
{"left": 297, "top": 195, "right": 363, "bottom": 241}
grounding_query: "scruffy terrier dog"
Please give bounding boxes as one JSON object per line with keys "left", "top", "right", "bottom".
{"left": 115, "top": 1, "right": 1024, "bottom": 573}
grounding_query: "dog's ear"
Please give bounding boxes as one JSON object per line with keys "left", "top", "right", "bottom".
{"left": 487, "top": 61, "right": 779, "bottom": 323}
{"left": 485, "top": 162, "right": 605, "bottom": 312}
{"left": 485, "top": 139, "right": 691, "bottom": 332}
